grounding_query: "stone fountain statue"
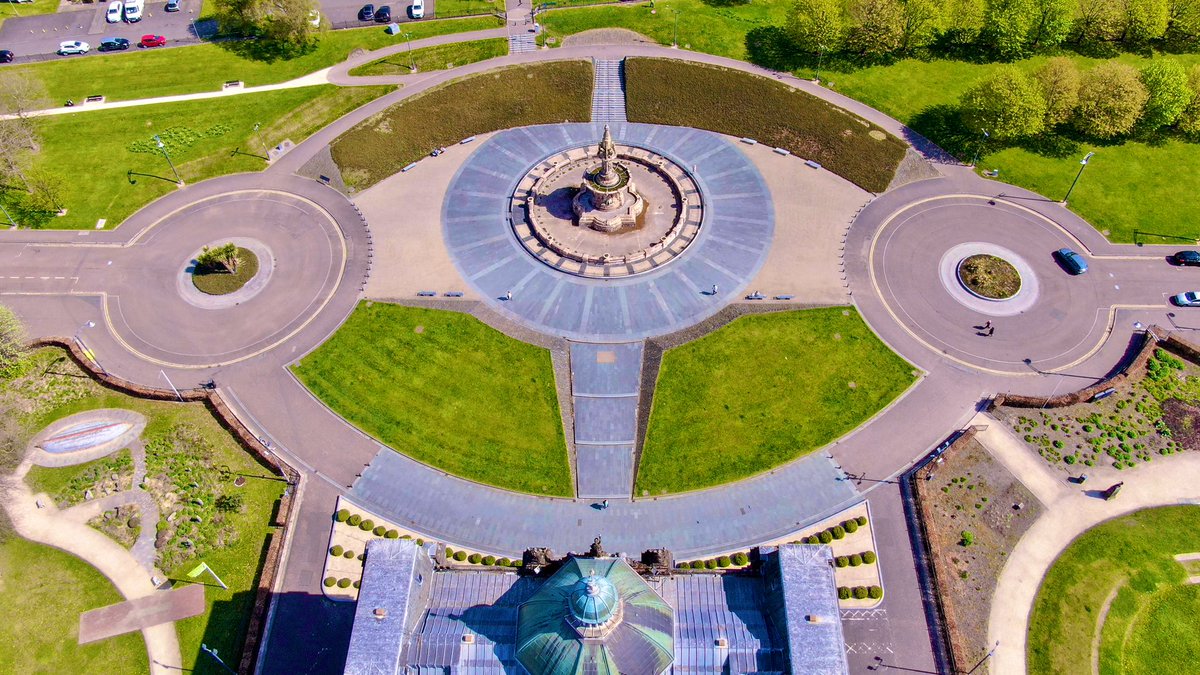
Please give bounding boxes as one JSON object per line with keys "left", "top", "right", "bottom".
{"left": 572, "top": 125, "right": 646, "bottom": 233}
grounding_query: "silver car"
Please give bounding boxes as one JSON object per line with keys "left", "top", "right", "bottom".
{"left": 106, "top": 0, "right": 123, "bottom": 22}
{"left": 1172, "top": 291, "right": 1200, "bottom": 307}
{"left": 57, "top": 40, "right": 90, "bottom": 55}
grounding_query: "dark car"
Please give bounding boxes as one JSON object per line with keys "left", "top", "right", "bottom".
{"left": 140, "top": 34, "right": 166, "bottom": 48}
{"left": 165, "top": 0, "right": 181, "bottom": 11}
{"left": 374, "top": 4, "right": 391, "bottom": 21}
{"left": 98, "top": 37, "right": 130, "bottom": 52}
{"left": 1172, "top": 250, "right": 1200, "bottom": 266}
{"left": 358, "top": 3, "right": 375, "bottom": 20}
{"left": 0, "top": 50, "right": 13, "bottom": 63}
{"left": 1054, "top": 247, "right": 1089, "bottom": 275}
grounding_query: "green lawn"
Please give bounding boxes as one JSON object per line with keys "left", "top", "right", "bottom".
{"left": 625, "top": 58, "right": 906, "bottom": 192}
{"left": 12, "top": 84, "right": 391, "bottom": 230}
{"left": 348, "top": 37, "right": 508, "bottom": 76}
{"left": 538, "top": 0, "right": 788, "bottom": 59}
{"left": 331, "top": 61, "right": 592, "bottom": 190}
{"left": 0, "top": 347, "right": 286, "bottom": 673}
{"left": 26, "top": 449, "right": 134, "bottom": 507}
{"left": 636, "top": 308, "right": 917, "bottom": 495}
{"left": 434, "top": 0, "right": 503, "bottom": 17}
{"left": 292, "top": 302, "right": 572, "bottom": 496}
{"left": 0, "top": 538, "right": 149, "bottom": 674}
{"left": 0, "top": 0, "right": 58, "bottom": 31}
{"left": 1027, "top": 505, "right": 1200, "bottom": 675}
{"left": 6, "top": 16, "right": 500, "bottom": 103}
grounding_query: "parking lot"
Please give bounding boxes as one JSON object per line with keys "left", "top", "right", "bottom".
{"left": 0, "top": 0, "right": 206, "bottom": 60}
{"left": 320, "top": 0, "right": 439, "bottom": 29}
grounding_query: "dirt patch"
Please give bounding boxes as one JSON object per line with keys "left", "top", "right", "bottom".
{"left": 561, "top": 28, "right": 656, "bottom": 46}
{"left": 914, "top": 437, "right": 1044, "bottom": 669}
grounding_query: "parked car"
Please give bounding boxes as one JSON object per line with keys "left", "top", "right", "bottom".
{"left": 358, "top": 3, "right": 375, "bottom": 20}
{"left": 410, "top": 0, "right": 424, "bottom": 18}
{"left": 1172, "top": 250, "right": 1200, "bottom": 266}
{"left": 165, "top": 0, "right": 181, "bottom": 11}
{"left": 98, "top": 37, "right": 130, "bottom": 51}
{"left": 0, "top": 50, "right": 12, "bottom": 63}
{"left": 1054, "top": 247, "right": 1088, "bottom": 275}
{"left": 140, "top": 34, "right": 166, "bottom": 48}
{"left": 106, "top": 0, "right": 123, "bottom": 22}
{"left": 375, "top": 5, "right": 391, "bottom": 22}
{"left": 57, "top": 41, "right": 90, "bottom": 56}
{"left": 1172, "top": 291, "right": 1200, "bottom": 307}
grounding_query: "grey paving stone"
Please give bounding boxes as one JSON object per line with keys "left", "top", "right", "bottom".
{"left": 576, "top": 444, "right": 635, "bottom": 499}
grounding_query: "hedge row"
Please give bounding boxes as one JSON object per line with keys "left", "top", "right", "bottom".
{"left": 834, "top": 550, "right": 878, "bottom": 567}
{"left": 675, "top": 551, "right": 752, "bottom": 570}
{"left": 799, "top": 515, "right": 869, "bottom": 545}
{"left": 445, "top": 547, "right": 522, "bottom": 567}
{"left": 334, "top": 509, "right": 426, "bottom": 547}
{"left": 837, "top": 585, "right": 884, "bottom": 600}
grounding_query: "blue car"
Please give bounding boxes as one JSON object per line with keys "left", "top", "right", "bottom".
{"left": 1055, "top": 248, "right": 1088, "bottom": 275}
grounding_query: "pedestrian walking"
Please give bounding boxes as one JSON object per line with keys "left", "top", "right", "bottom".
{"left": 983, "top": 320, "right": 992, "bottom": 329}
{"left": 711, "top": 284, "right": 719, "bottom": 295}
{"left": 987, "top": 326, "right": 995, "bottom": 337}
{"left": 602, "top": 499, "right": 609, "bottom": 509}
{"left": 505, "top": 290, "right": 513, "bottom": 301}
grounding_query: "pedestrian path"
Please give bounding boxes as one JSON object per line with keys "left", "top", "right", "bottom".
{"left": 570, "top": 341, "right": 642, "bottom": 498}
{"left": 591, "top": 58, "right": 627, "bottom": 123}
{"left": 508, "top": 34, "right": 537, "bottom": 53}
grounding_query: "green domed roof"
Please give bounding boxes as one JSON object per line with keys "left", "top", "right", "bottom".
{"left": 516, "top": 557, "right": 674, "bottom": 675}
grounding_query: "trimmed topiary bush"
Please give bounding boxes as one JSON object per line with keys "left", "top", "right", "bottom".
{"left": 510, "top": 559, "right": 523, "bottom": 567}
{"left": 732, "top": 552, "right": 749, "bottom": 566}
{"left": 849, "top": 553, "right": 863, "bottom": 567}
{"left": 498, "top": 557, "right": 512, "bottom": 567}
{"left": 347, "top": 514, "right": 362, "bottom": 527}
{"left": 689, "top": 560, "right": 704, "bottom": 569}
{"left": 343, "top": 550, "right": 355, "bottom": 559}
{"left": 353, "top": 580, "right": 361, "bottom": 589}
{"left": 358, "top": 553, "right": 365, "bottom": 561}
{"left": 868, "top": 585, "right": 883, "bottom": 599}
{"left": 838, "top": 586, "right": 850, "bottom": 599}
{"left": 804, "top": 535, "right": 817, "bottom": 544}
{"left": 704, "top": 559, "right": 717, "bottom": 569}
{"left": 844, "top": 519, "right": 859, "bottom": 533}
{"left": 324, "top": 576, "right": 336, "bottom": 587}
{"left": 335, "top": 509, "right": 350, "bottom": 522}
{"left": 373, "top": 525, "right": 387, "bottom": 536}
{"left": 330, "top": 545, "right": 344, "bottom": 557}
{"left": 818, "top": 531, "right": 833, "bottom": 544}
{"left": 852, "top": 586, "right": 868, "bottom": 600}
{"left": 717, "top": 555, "right": 731, "bottom": 568}
{"left": 416, "top": 538, "right": 425, "bottom": 546}
{"left": 360, "top": 519, "right": 375, "bottom": 531}
{"left": 454, "top": 550, "right": 467, "bottom": 561}
{"left": 835, "top": 556, "right": 849, "bottom": 567}
{"left": 863, "top": 550, "right": 877, "bottom": 564}
{"left": 400, "top": 534, "right": 411, "bottom": 539}
{"left": 677, "top": 562, "right": 690, "bottom": 569}
{"left": 444, "top": 547, "right": 454, "bottom": 557}
{"left": 855, "top": 515, "right": 867, "bottom": 526}
{"left": 483, "top": 555, "right": 496, "bottom": 566}
{"left": 385, "top": 529, "right": 400, "bottom": 539}
{"left": 832, "top": 525, "right": 846, "bottom": 539}
{"left": 337, "top": 578, "right": 352, "bottom": 589}
{"left": 468, "top": 553, "right": 482, "bottom": 564}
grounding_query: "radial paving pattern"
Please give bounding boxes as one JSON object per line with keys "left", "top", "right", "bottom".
{"left": 443, "top": 123, "right": 774, "bottom": 342}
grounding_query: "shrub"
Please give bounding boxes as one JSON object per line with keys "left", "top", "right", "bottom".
{"left": 732, "top": 552, "right": 749, "bottom": 566}
{"left": 510, "top": 559, "right": 523, "bottom": 567}
{"left": 347, "top": 514, "right": 362, "bottom": 527}
{"left": 360, "top": 519, "right": 375, "bottom": 531}
{"left": 373, "top": 525, "right": 387, "bottom": 536}
{"left": 330, "top": 545, "right": 344, "bottom": 557}
{"left": 849, "top": 553, "right": 863, "bottom": 567}
{"left": 444, "top": 547, "right": 454, "bottom": 557}
{"left": 453, "top": 550, "right": 467, "bottom": 561}
{"left": 1075, "top": 62, "right": 1149, "bottom": 139}
{"left": 819, "top": 531, "right": 833, "bottom": 544}
{"left": 704, "top": 559, "right": 717, "bottom": 569}
{"left": 717, "top": 555, "right": 731, "bottom": 568}
{"left": 960, "top": 530, "right": 975, "bottom": 547}
{"left": 838, "top": 586, "right": 851, "bottom": 600}
{"left": 468, "top": 553, "right": 482, "bottom": 564}
{"left": 852, "top": 586, "right": 869, "bottom": 599}
{"left": 832, "top": 525, "right": 845, "bottom": 540}
{"left": 835, "top": 555, "right": 849, "bottom": 567}
{"left": 959, "top": 67, "right": 1047, "bottom": 140}
{"left": 868, "top": 585, "right": 883, "bottom": 599}
{"left": 483, "top": 555, "right": 496, "bottom": 566}
{"left": 385, "top": 529, "right": 399, "bottom": 539}
{"left": 844, "top": 520, "right": 858, "bottom": 533}
{"left": 863, "top": 550, "right": 877, "bottom": 564}
{"left": 678, "top": 562, "right": 691, "bottom": 569}
{"left": 690, "top": 560, "right": 705, "bottom": 569}
{"left": 416, "top": 538, "right": 425, "bottom": 546}
{"left": 498, "top": 557, "right": 512, "bottom": 567}
{"left": 353, "top": 580, "right": 361, "bottom": 589}
{"left": 344, "top": 550, "right": 355, "bottom": 559}
{"left": 335, "top": 509, "right": 350, "bottom": 522}
{"left": 856, "top": 515, "right": 867, "bottom": 526}
{"left": 323, "top": 577, "right": 336, "bottom": 587}
{"left": 337, "top": 578, "right": 352, "bottom": 589}
{"left": 400, "top": 534, "right": 411, "bottom": 540}
{"left": 358, "top": 553, "right": 365, "bottom": 561}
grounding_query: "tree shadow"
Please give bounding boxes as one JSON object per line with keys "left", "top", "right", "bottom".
{"left": 907, "top": 103, "right": 975, "bottom": 159}
{"left": 212, "top": 36, "right": 318, "bottom": 64}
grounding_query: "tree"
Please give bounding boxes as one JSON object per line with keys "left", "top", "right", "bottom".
{"left": 787, "top": 0, "right": 846, "bottom": 53}
{"left": 213, "top": 0, "right": 319, "bottom": 53}
{"left": 197, "top": 242, "right": 241, "bottom": 274}
{"left": 941, "top": 0, "right": 987, "bottom": 45}
{"left": 847, "top": 0, "right": 905, "bottom": 56}
{"left": 1073, "top": 0, "right": 1125, "bottom": 47}
{"left": 1034, "top": 57, "right": 1081, "bottom": 126}
{"left": 899, "top": 0, "right": 942, "bottom": 53}
{"left": 23, "top": 170, "right": 64, "bottom": 215}
{"left": 1140, "top": 59, "right": 1191, "bottom": 128}
{"left": 0, "top": 73, "right": 47, "bottom": 192}
{"left": 959, "top": 66, "right": 1047, "bottom": 139}
{"left": 1028, "top": 0, "right": 1074, "bottom": 48}
{"left": 1179, "top": 64, "right": 1200, "bottom": 137}
{"left": 1165, "top": 0, "right": 1200, "bottom": 47}
{"left": 0, "top": 72, "right": 50, "bottom": 122}
{"left": 0, "top": 303, "right": 25, "bottom": 374}
{"left": 1123, "top": 0, "right": 1170, "bottom": 45}
{"left": 985, "top": 0, "right": 1038, "bottom": 58}
{"left": 1074, "top": 61, "right": 1149, "bottom": 138}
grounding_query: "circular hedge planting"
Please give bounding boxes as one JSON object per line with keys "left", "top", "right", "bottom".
{"left": 335, "top": 509, "right": 350, "bottom": 522}
{"left": 330, "top": 545, "right": 344, "bottom": 557}
{"left": 191, "top": 247, "right": 259, "bottom": 296}
{"left": 337, "top": 578, "right": 352, "bottom": 589}
{"left": 323, "top": 577, "right": 336, "bottom": 587}
{"left": 957, "top": 254, "right": 1021, "bottom": 300}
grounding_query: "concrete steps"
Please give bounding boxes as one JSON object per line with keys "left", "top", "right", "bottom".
{"left": 508, "top": 34, "right": 538, "bottom": 54}
{"left": 591, "top": 58, "right": 627, "bottom": 123}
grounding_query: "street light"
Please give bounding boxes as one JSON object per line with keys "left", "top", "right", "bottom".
{"left": 1063, "top": 151, "right": 1095, "bottom": 204}
{"left": 671, "top": 9, "right": 681, "bottom": 48}
{"left": 970, "top": 129, "right": 989, "bottom": 167}
{"left": 253, "top": 122, "right": 268, "bottom": 159}
{"left": 815, "top": 43, "right": 827, "bottom": 83}
{"left": 153, "top": 135, "right": 182, "bottom": 186}
{"left": 0, "top": 200, "right": 17, "bottom": 228}
{"left": 200, "top": 643, "right": 237, "bottom": 674}
{"left": 403, "top": 32, "right": 416, "bottom": 72}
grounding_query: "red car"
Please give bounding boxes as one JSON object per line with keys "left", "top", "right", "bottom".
{"left": 140, "top": 35, "right": 166, "bottom": 48}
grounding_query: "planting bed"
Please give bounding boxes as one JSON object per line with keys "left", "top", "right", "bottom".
{"left": 995, "top": 349, "right": 1197, "bottom": 471}
{"left": 957, "top": 254, "right": 1020, "bottom": 300}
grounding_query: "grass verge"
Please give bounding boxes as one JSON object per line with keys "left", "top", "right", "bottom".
{"left": 1027, "top": 505, "right": 1200, "bottom": 674}
{"left": 292, "top": 302, "right": 572, "bottom": 496}
{"left": 636, "top": 307, "right": 917, "bottom": 495}
{"left": 348, "top": 37, "right": 508, "bottom": 76}
{"left": 624, "top": 58, "right": 906, "bottom": 192}
{"left": 0, "top": 0, "right": 58, "bottom": 31}
{"left": 0, "top": 538, "right": 148, "bottom": 674}
{"left": 331, "top": 61, "right": 593, "bottom": 190}
{"left": 192, "top": 248, "right": 260, "bottom": 295}
{"left": 6, "top": 17, "right": 500, "bottom": 103}
{"left": 9, "top": 84, "right": 391, "bottom": 230}
{"left": 433, "top": 0, "right": 503, "bottom": 17}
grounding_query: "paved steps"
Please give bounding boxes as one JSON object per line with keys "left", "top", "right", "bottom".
{"left": 508, "top": 34, "right": 537, "bottom": 54}
{"left": 591, "top": 58, "right": 627, "bottom": 123}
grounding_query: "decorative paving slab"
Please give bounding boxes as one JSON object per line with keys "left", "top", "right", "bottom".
{"left": 570, "top": 342, "right": 644, "bottom": 499}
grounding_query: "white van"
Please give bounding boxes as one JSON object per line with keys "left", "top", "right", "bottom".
{"left": 124, "top": 0, "right": 144, "bottom": 22}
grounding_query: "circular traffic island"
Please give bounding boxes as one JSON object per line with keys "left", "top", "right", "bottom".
{"left": 191, "top": 247, "right": 260, "bottom": 296}
{"left": 957, "top": 254, "right": 1021, "bottom": 300}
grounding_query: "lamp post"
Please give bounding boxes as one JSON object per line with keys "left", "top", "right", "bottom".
{"left": 671, "top": 9, "right": 681, "bottom": 48}
{"left": 1063, "top": 151, "right": 1095, "bottom": 204}
{"left": 200, "top": 643, "right": 237, "bottom": 674}
{"left": 253, "top": 122, "right": 268, "bottom": 159}
{"left": 153, "top": 135, "right": 182, "bottom": 185}
{"left": 403, "top": 32, "right": 415, "bottom": 72}
{"left": 815, "top": 43, "right": 827, "bottom": 83}
{"left": 965, "top": 641, "right": 1000, "bottom": 675}
{"left": 970, "top": 129, "right": 989, "bottom": 167}
{"left": 0, "top": 200, "right": 16, "bottom": 228}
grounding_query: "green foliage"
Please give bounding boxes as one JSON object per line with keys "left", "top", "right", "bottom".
{"left": 335, "top": 509, "right": 350, "bottom": 522}
{"left": 960, "top": 529, "right": 975, "bottom": 546}
{"left": 787, "top": 0, "right": 846, "bottom": 53}
{"left": 483, "top": 555, "right": 496, "bottom": 566}
{"left": 1126, "top": 0, "right": 1171, "bottom": 45}
{"left": 704, "top": 558, "right": 718, "bottom": 569}
{"left": 899, "top": 0, "right": 943, "bottom": 52}
{"left": 195, "top": 242, "right": 241, "bottom": 275}
{"left": 499, "top": 557, "right": 511, "bottom": 567}
{"left": 832, "top": 525, "right": 846, "bottom": 539}
{"left": 960, "top": 66, "right": 1047, "bottom": 139}
{"left": 852, "top": 586, "right": 869, "bottom": 599}
{"left": 1027, "top": 0, "right": 1073, "bottom": 49}
{"left": 468, "top": 553, "right": 482, "bottom": 564}
{"left": 984, "top": 0, "right": 1037, "bottom": 58}
{"left": 732, "top": 552, "right": 750, "bottom": 565}
{"left": 127, "top": 125, "right": 231, "bottom": 155}
{"left": 347, "top": 514, "right": 361, "bottom": 527}
{"left": 868, "top": 585, "right": 883, "bottom": 599}
{"left": 717, "top": 555, "right": 732, "bottom": 568}
{"left": 385, "top": 529, "right": 399, "bottom": 539}
{"left": 1181, "top": 64, "right": 1200, "bottom": 136}
{"left": 848, "top": 0, "right": 904, "bottom": 56}
{"left": 819, "top": 530, "right": 834, "bottom": 544}
{"left": 359, "top": 519, "right": 375, "bottom": 531}
{"left": 1034, "top": 57, "right": 1080, "bottom": 127}
{"left": 214, "top": 493, "right": 243, "bottom": 513}
{"left": 348, "top": 38, "right": 510, "bottom": 77}
{"left": 1140, "top": 59, "right": 1192, "bottom": 128}
{"left": 343, "top": 550, "right": 355, "bottom": 559}
{"left": 0, "top": 304, "right": 26, "bottom": 376}
{"left": 330, "top": 545, "right": 344, "bottom": 557}
{"left": 1075, "top": 62, "right": 1149, "bottom": 138}
{"left": 453, "top": 550, "right": 467, "bottom": 562}
{"left": 323, "top": 576, "right": 336, "bottom": 587}
{"left": 373, "top": 525, "right": 386, "bottom": 536}
{"left": 849, "top": 553, "right": 863, "bottom": 566}
{"left": 838, "top": 586, "right": 851, "bottom": 599}
{"left": 863, "top": 550, "right": 878, "bottom": 564}
{"left": 337, "top": 577, "right": 351, "bottom": 589}
{"left": 844, "top": 519, "right": 859, "bottom": 533}
{"left": 856, "top": 515, "right": 868, "bottom": 526}
{"left": 836, "top": 555, "right": 849, "bottom": 567}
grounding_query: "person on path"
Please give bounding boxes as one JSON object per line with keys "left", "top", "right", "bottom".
{"left": 505, "top": 291, "right": 512, "bottom": 301}
{"left": 711, "top": 284, "right": 719, "bottom": 296}
{"left": 987, "top": 326, "right": 995, "bottom": 337}
{"left": 983, "top": 320, "right": 992, "bottom": 329}
{"left": 602, "top": 499, "right": 609, "bottom": 509}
